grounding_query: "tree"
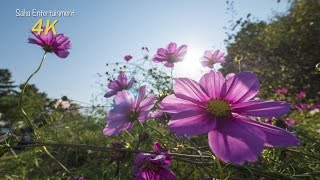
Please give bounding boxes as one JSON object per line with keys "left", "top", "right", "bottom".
{"left": 223, "top": 0, "right": 320, "bottom": 99}
{"left": 0, "top": 69, "right": 49, "bottom": 129}
{"left": 0, "top": 69, "right": 17, "bottom": 96}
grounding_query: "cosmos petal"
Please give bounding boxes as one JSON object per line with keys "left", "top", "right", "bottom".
{"left": 168, "top": 110, "right": 216, "bottom": 135}
{"left": 222, "top": 72, "right": 260, "bottom": 103}
{"left": 238, "top": 115, "right": 299, "bottom": 147}
{"left": 232, "top": 100, "right": 291, "bottom": 117}
{"left": 199, "top": 70, "right": 225, "bottom": 99}
{"left": 174, "top": 78, "right": 209, "bottom": 103}
{"left": 208, "top": 117, "right": 265, "bottom": 164}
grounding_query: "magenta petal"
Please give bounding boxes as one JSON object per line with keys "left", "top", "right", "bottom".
{"left": 54, "top": 50, "right": 69, "bottom": 58}
{"left": 238, "top": 116, "right": 299, "bottom": 147}
{"left": 118, "top": 71, "right": 128, "bottom": 85}
{"left": 168, "top": 110, "right": 215, "bottom": 135}
{"left": 174, "top": 45, "right": 187, "bottom": 56}
{"left": 232, "top": 100, "right": 291, "bottom": 117}
{"left": 167, "top": 42, "right": 177, "bottom": 54}
{"left": 157, "top": 168, "right": 176, "bottom": 180}
{"left": 134, "top": 86, "right": 147, "bottom": 108}
{"left": 199, "top": 70, "right": 225, "bottom": 99}
{"left": 103, "top": 122, "right": 133, "bottom": 136}
{"left": 222, "top": 72, "right": 260, "bottom": 103}
{"left": 174, "top": 78, "right": 209, "bottom": 103}
{"left": 107, "top": 81, "right": 119, "bottom": 90}
{"left": 164, "top": 62, "right": 174, "bottom": 67}
{"left": 39, "top": 29, "right": 54, "bottom": 44}
{"left": 136, "top": 168, "right": 176, "bottom": 180}
{"left": 127, "top": 78, "right": 135, "bottom": 89}
{"left": 115, "top": 90, "right": 134, "bottom": 105}
{"left": 139, "top": 95, "right": 157, "bottom": 112}
{"left": 104, "top": 90, "right": 117, "bottom": 98}
{"left": 160, "top": 94, "right": 204, "bottom": 113}
{"left": 28, "top": 37, "right": 44, "bottom": 46}
{"left": 208, "top": 117, "right": 266, "bottom": 164}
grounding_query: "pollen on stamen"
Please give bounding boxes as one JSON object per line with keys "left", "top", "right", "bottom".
{"left": 206, "top": 99, "right": 232, "bottom": 118}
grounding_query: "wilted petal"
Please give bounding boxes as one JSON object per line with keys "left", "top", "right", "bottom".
{"left": 232, "top": 100, "right": 291, "bottom": 117}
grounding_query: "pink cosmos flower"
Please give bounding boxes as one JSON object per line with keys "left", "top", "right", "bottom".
{"left": 294, "top": 103, "right": 320, "bottom": 110}
{"left": 28, "top": 29, "right": 71, "bottom": 58}
{"left": 132, "top": 142, "right": 175, "bottom": 180}
{"left": 160, "top": 70, "right": 298, "bottom": 164}
{"left": 309, "top": 104, "right": 320, "bottom": 109}
{"left": 124, "top": 55, "right": 133, "bottom": 61}
{"left": 294, "top": 103, "right": 308, "bottom": 110}
{"left": 201, "top": 50, "right": 225, "bottom": 68}
{"left": 104, "top": 71, "right": 135, "bottom": 98}
{"left": 153, "top": 42, "right": 187, "bottom": 67}
{"left": 296, "top": 91, "right": 306, "bottom": 99}
{"left": 275, "top": 88, "right": 288, "bottom": 94}
{"left": 103, "top": 86, "right": 157, "bottom": 136}
{"left": 283, "top": 118, "right": 295, "bottom": 126}
{"left": 148, "top": 109, "right": 164, "bottom": 119}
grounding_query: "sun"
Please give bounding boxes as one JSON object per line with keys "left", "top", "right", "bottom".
{"left": 174, "top": 45, "right": 204, "bottom": 80}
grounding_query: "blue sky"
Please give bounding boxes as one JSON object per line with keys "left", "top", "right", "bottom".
{"left": 0, "top": 0, "right": 290, "bottom": 104}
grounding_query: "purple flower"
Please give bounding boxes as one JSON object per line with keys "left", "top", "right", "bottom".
{"left": 275, "top": 88, "right": 288, "bottom": 94}
{"left": 296, "top": 91, "right": 306, "bottom": 99}
{"left": 200, "top": 50, "right": 225, "bottom": 69}
{"left": 283, "top": 118, "right": 295, "bottom": 126}
{"left": 160, "top": 70, "right": 298, "bottom": 164}
{"left": 124, "top": 54, "right": 133, "bottom": 62}
{"left": 309, "top": 104, "right": 320, "bottom": 109}
{"left": 28, "top": 29, "right": 71, "bottom": 58}
{"left": 132, "top": 142, "right": 175, "bottom": 180}
{"left": 153, "top": 42, "right": 187, "bottom": 67}
{"left": 104, "top": 71, "right": 135, "bottom": 98}
{"left": 103, "top": 86, "right": 157, "bottom": 136}
{"left": 294, "top": 103, "right": 320, "bottom": 110}
{"left": 148, "top": 109, "right": 164, "bottom": 119}
{"left": 294, "top": 103, "right": 308, "bottom": 110}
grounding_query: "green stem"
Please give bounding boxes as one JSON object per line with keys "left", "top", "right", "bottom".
{"left": 19, "top": 52, "right": 74, "bottom": 178}
{"left": 215, "top": 157, "right": 224, "bottom": 180}
{"left": 170, "top": 67, "right": 174, "bottom": 89}
{"left": 19, "top": 52, "right": 47, "bottom": 136}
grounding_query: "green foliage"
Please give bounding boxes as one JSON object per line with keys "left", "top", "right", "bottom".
{"left": 223, "top": 0, "right": 320, "bottom": 99}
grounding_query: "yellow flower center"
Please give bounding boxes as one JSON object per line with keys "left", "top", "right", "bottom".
{"left": 206, "top": 99, "right": 232, "bottom": 118}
